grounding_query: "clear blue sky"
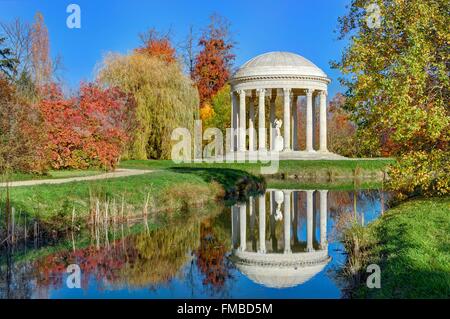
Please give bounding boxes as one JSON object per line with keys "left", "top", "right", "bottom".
{"left": 0, "top": 0, "right": 350, "bottom": 97}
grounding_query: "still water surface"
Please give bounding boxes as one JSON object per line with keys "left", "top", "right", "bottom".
{"left": 1, "top": 189, "right": 389, "bottom": 299}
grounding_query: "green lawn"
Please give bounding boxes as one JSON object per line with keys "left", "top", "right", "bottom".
{"left": 3, "top": 168, "right": 263, "bottom": 223}
{"left": 352, "top": 197, "right": 450, "bottom": 298}
{"left": 119, "top": 158, "right": 393, "bottom": 177}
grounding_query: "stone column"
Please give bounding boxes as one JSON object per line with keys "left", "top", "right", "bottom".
{"left": 319, "top": 91, "right": 328, "bottom": 152}
{"left": 319, "top": 190, "right": 328, "bottom": 250}
{"left": 239, "top": 90, "right": 246, "bottom": 152}
{"left": 306, "top": 190, "right": 314, "bottom": 252}
{"left": 239, "top": 203, "right": 247, "bottom": 252}
{"left": 249, "top": 196, "right": 256, "bottom": 250}
{"left": 292, "top": 94, "right": 298, "bottom": 150}
{"left": 269, "top": 95, "right": 276, "bottom": 151}
{"left": 231, "top": 92, "right": 238, "bottom": 151}
{"left": 306, "top": 89, "right": 314, "bottom": 152}
{"left": 258, "top": 89, "right": 266, "bottom": 151}
{"left": 230, "top": 92, "right": 235, "bottom": 152}
{"left": 283, "top": 191, "right": 291, "bottom": 253}
{"left": 249, "top": 98, "right": 255, "bottom": 151}
{"left": 283, "top": 88, "right": 291, "bottom": 151}
{"left": 231, "top": 205, "right": 239, "bottom": 249}
{"left": 258, "top": 194, "right": 266, "bottom": 253}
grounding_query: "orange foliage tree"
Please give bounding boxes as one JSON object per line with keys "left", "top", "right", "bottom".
{"left": 193, "top": 14, "right": 235, "bottom": 107}
{"left": 135, "top": 28, "right": 176, "bottom": 64}
{"left": 38, "top": 83, "right": 136, "bottom": 170}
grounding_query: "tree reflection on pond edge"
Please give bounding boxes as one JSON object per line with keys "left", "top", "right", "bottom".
{"left": 0, "top": 188, "right": 389, "bottom": 298}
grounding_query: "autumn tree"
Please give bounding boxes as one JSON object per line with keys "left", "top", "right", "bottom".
{"left": 98, "top": 52, "right": 199, "bottom": 160}
{"left": 38, "top": 83, "right": 136, "bottom": 170}
{"left": 31, "top": 12, "right": 53, "bottom": 87}
{"left": 135, "top": 28, "right": 176, "bottom": 64}
{"left": 327, "top": 93, "right": 357, "bottom": 157}
{"left": 203, "top": 84, "right": 231, "bottom": 138}
{"left": 334, "top": 0, "right": 449, "bottom": 196}
{"left": 193, "top": 14, "right": 235, "bottom": 106}
{"left": 0, "top": 77, "right": 47, "bottom": 174}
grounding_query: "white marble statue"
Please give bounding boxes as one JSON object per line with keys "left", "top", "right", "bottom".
{"left": 274, "top": 190, "right": 284, "bottom": 221}
{"left": 274, "top": 119, "right": 284, "bottom": 152}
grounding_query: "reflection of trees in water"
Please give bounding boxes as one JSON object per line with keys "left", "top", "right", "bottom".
{"left": 328, "top": 190, "right": 385, "bottom": 242}
{"left": 119, "top": 221, "right": 201, "bottom": 287}
{"left": 194, "top": 215, "right": 233, "bottom": 293}
{"left": 0, "top": 217, "right": 203, "bottom": 297}
{"left": 0, "top": 245, "right": 34, "bottom": 299}
{"left": 35, "top": 221, "right": 202, "bottom": 290}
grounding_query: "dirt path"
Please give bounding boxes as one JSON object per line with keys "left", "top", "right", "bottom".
{"left": 0, "top": 169, "right": 154, "bottom": 188}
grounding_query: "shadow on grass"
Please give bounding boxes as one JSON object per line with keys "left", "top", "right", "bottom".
{"left": 168, "top": 167, "right": 266, "bottom": 201}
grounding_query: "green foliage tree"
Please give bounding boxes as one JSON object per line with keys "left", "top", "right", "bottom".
{"left": 98, "top": 53, "right": 199, "bottom": 160}
{"left": 203, "top": 84, "right": 231, "bottom": 137}
{"left": 0, "top": 37, "right": 18, "bottom": 79}
{"left": 334, "top": 0, "right": 449, "bottom": 196}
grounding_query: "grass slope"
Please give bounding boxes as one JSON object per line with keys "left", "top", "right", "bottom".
{"left": 4, "top": 168, "right": 262, "bottom": 222}
{"left": 354, "top": 197, "right": 450, "bottom": 298}
{"left": 119, "top": 159, "right": 393, "bottom": 177}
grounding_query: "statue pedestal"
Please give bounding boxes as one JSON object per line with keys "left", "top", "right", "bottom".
{"left": 274, "top": 136, "right": 284, "bottom": 152}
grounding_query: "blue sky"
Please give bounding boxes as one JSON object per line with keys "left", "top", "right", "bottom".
{"left": 0, "top": 0, "right": 350, "bottom": 96}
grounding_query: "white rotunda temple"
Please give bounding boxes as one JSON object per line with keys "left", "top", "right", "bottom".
{"left": 229, "top": 52, "right": 345, "bottom": 160}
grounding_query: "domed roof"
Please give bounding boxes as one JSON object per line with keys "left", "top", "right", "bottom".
{"left": 236, "top": 261, "right": 328, "bottom": 289}
{"left": 232, "top": 51, "right": 328, "bottom": 80}
{"left": 231, "top": 250, "right": 331, "bottom": 289}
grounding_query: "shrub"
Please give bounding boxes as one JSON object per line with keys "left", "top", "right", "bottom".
{"left": 39, "top": 83, "right": 136, "bottom": 170}
{"left": 388, "top": 149, "right": 450, "bottom": 197}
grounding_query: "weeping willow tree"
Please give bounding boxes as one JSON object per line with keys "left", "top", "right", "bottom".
{"left": 98, "top": 53, "right": 199, "bottom": 159}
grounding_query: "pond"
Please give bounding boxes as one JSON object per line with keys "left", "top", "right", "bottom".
{"left": 0, "top": 188, "right": 389, "bottom": 299}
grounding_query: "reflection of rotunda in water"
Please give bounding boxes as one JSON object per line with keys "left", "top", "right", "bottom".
{"left": 230, "top": 189, "right": 331, "bottom": 288}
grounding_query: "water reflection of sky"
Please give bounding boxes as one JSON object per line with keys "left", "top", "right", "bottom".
{"left": 6, "top": 189, "right": 389, "bottom": 299}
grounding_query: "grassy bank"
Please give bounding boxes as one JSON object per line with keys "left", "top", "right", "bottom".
{"left": 120, "top": 159, "right": 393, "bottom": 179}
{"left": 343, "top": 197, "right": 450, "bottom": 298}
{"left": 3, "top": 168, "right": 263, "bottom": 223}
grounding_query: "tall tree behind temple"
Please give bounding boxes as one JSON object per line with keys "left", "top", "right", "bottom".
{"left": 31, "top": 12, "right": 52, "bottom": 87}
{"left": 179, "top": 25, "right": 198, "bottom": 79}
{"left": 327, "top": 93, "right": 358, "bottom": 157}
{"left": 135, "top": 28, "right": 177, "bottom": 64}
{"left": 193, "top": 14, "right": 235, "bottom": 107}
{"left": 98, "top": 52, "right": 199, "bottom": 160}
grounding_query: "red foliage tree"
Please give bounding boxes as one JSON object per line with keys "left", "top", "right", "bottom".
{"left": 193, "top": 15, "right": 235, "bottom": 106}
{"left": 135, "top": 28, "right": 176, "bottom": 64}
{"left": 38, "top": 83, "right": 136, "bottom": 170}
